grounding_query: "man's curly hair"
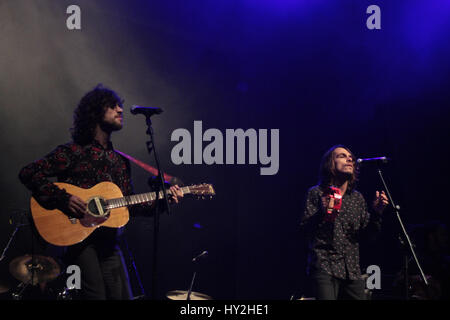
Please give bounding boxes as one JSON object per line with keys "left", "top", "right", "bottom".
{"left": 71, "top": 84, "right": 124, "bottom": 145}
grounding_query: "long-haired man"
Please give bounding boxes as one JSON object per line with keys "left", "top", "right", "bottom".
{"left": 300, "top": 145, "right": 388, "bottom": 300}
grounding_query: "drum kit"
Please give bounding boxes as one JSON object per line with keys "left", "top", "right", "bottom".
{"left": 0, "top": 253, "right": 78, "bottom": 300}
{"left": 2, "top": 210, "right": 214, "bottom": 301}
{"left": 0, "top": 211, "right": 77, "bottom": 300}
{"left": 165, "top": 250, "right": 213, "bottom": 301}
{"left": 166, "top": 290, "right": 212, "bottom": 300}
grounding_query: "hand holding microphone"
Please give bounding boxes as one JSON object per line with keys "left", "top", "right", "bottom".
{"left": 321, "top": 194, "right": 335, "bottom": 215}
{"left": 321, "top": 186, "right": 342, "bottom": 222}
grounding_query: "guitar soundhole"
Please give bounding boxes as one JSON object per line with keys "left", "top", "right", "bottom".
{"left": 87, "top": 197, "right": 109, "bottom": 217}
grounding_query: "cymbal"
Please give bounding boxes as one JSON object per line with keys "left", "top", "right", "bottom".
{"left": 166, "top": 290, "right": 213, "bottom": 300}
{"left": 9, "top": 255, "right": 60, "bottom": 285}
{"left": 297, "top": 296, "right": 316, "bottom": 300}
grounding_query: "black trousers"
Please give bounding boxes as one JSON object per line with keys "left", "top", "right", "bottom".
{"left": 64, "top": 231, "right": 132, "bottom": 300}
{"left": 312, "top": 270, "right": 367, "bottom": 300}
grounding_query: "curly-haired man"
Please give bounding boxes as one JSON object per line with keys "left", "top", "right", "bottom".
{"left": 19, "top": 84, "right": 183, "bottom": 300}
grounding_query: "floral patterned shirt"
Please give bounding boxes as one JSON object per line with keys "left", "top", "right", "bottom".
{"left": 19, "top": 140, "right": 154, "bottom": 244}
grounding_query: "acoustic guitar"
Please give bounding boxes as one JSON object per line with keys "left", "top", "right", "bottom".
{"left": 30, "top": 182, "right": 215, "bottom": 246}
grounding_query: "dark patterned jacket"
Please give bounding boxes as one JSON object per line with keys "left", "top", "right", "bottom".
{"left": 300, "top": 185, "right": 382, "bottom": 280}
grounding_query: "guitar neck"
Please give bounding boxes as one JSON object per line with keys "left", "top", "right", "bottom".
{"left": 105, "top": 186, "right": 192, "bottom": 209}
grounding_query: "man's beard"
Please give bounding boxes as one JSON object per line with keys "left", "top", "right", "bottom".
{"left": 334, "top": 171, "right": 352, "bottom": 183}
{"left": 100, "top": 120, "right": 122, "bottom": 133}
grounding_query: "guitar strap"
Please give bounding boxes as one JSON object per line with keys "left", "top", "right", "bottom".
{"left": 114, "top": 149, "right": 175, "bottom": 183}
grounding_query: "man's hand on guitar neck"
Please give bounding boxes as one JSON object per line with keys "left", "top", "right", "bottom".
{"left": 168, "top": 185, "right": 184, "bottom": 204}
{"left": 68, "top": 195, "right": 87, "bottom": 218}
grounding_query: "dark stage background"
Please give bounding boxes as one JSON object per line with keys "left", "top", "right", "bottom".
{"left": 1, "top": 0, "right": 449, "bottom": 300}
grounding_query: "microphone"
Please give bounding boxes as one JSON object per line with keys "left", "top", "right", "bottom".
{"left": 192, "top": 251, "right": 208, "bottom": 262}
{"left": 130, "top": 105, "right": 163, "bottom": 116}
{"left": 356, "top": 156, "right": 390, "bottom": 165}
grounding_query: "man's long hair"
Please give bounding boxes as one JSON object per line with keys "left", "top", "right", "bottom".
{"left": 71, "top": 84, "right": 124, "bottom": 145}
{"left": 318, "top": 144, "right": 359, "bottom": 192}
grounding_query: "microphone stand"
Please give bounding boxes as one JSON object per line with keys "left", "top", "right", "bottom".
{"left": 0, "top": 210, "right": 28, "bottom": 262}
{"left": 142, "top": 114, "right": 171, "bottom": 300}
{"left": 2, "top": 211, "right": 29, "bottom": 299}
{"left": 375, "top": 167, "right": 428, "bottom": 300}
{"left": 186, "top": 271, "right": 197, "bottom": 301}
{"left": 0, "top": 224, "right": 23, "bottom": 263}
{"left": 121, "top": 235, "right": 146, "bottom": 299}
{"left": 187, "top": 251, "right": 208, "bottom": 300}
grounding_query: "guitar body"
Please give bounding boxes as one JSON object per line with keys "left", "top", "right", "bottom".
{"left": 31, "top": 182, "right": 129, "bottom": 246}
